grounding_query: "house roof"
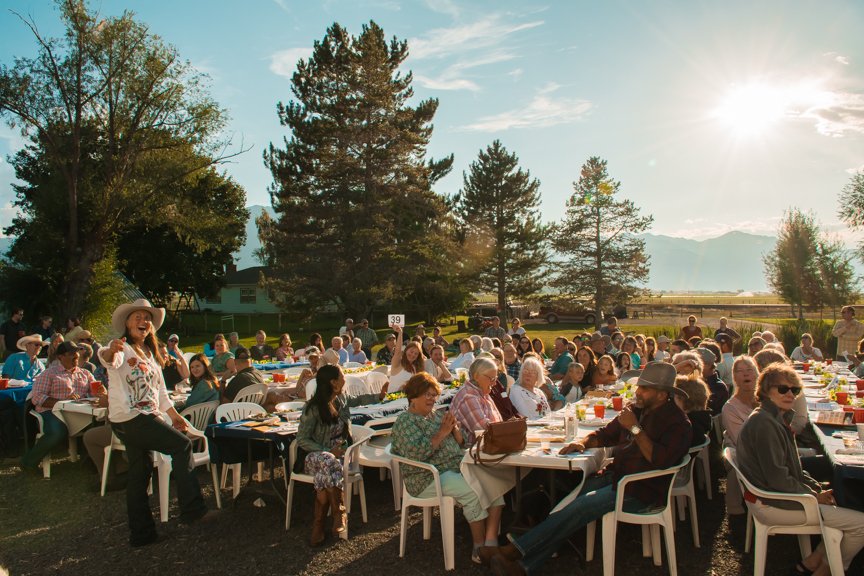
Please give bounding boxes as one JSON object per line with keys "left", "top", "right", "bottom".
{"left": 226, "top": 266, "right": 271, "bottom": 286}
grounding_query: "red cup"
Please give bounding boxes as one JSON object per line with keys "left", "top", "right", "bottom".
{"left": 593, "top": 403, "right": 606, "bottom": 419}
{"left": 612, "top": 396, "right": 623, "bottom": 411}
{"left": 854, "top": 408, "right": 864, "bottom": 424}
{"left": 0, "top": 378, "right": 8, "bottom": 390}
{"left": 802, "top": 363, "right": 810, "bottom": 372}
{"left": 856, "top": 380, "right": 864, "bottom": 391}
{"left": 273, "top": 373, "right": 286, "bottom": 383}
{"left": 826, "top": 359, "right": 834, "bottom": 366}
{"left": 842, "top": 405, "right": 855, "bottom": 413}
{"left": 836, "top": 392, "right": 849, "bottom": 405}
{"left": 89, "top": 381, "right": 103, "bottom": 396}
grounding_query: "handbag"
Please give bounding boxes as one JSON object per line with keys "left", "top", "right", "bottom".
{"left": 470, "top": 417, "right": 527, "bottom": 466}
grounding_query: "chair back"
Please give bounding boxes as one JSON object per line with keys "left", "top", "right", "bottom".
{"left": 345, "top": 375, "right": 371, "bottom": 397}
{"left": 215, "top": 402, "right": 265, "bottom": 423}
{"left": 233, "top": 382, "right": 267, "bottom": 405}
{"left": 183, "top": 351, "right": 195, "bottom": 364}
{"left": 365, "top": 372, "right": 389, "bottom": 394}
{"left": 674, "top": 439, "right": 708, "bottom": 488}
{"left": 344, "top": 426, "right": 374, "bottom": 474}
{"left": 285, "top": 365, "right": 307, "bottom": 376}
{"left": 372, "top": 365, "right": 389, "bottom": 375}
{"left": 305, "top": 378, "right": 317, "bottom": 400}
{"left": 619, "top": 369, "right": 641, "bottom": 382}
{"left": 181, "top": 401, "right": 219, "bottom": 430}
{"left": 615, "top": 454, "right": 691, "bottom": 516}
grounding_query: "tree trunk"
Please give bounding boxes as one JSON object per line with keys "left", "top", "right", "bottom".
{"left": 60, "top": 243, "right": 104, "bottom": 322}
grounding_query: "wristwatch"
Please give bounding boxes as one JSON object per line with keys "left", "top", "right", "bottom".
{"left": 629, "top": 425, "right": 642, "bottom": 436}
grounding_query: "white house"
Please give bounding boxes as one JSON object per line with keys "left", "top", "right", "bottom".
{"left": 197, "top": 265, "right": 280, "bottom": 314}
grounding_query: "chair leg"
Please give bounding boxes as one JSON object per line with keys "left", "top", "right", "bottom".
{"left": 797, "top": 534, "right": 812, "bottom": 560}
{"left": 675, "top": 494, "right": 685, "bottom": 523}
{"left": 440, "top": 499, "right": 456, "bottom": 571}
{"left": 699, "top": 451, "right": 712, "bottom": 500}
{"left": 285, "top": 479, "right": 295, "bottom": 530}
{"left": 641, "top": 524, "right": 652, "bottom": 558}
{"left": 663, "top": 510, "right": 679, "bottom": 576}
{"left": 220, "top": 464, "right": 228, "bottom": 489}
{"left": 688, "top": 493, "right": 700, "bottom": 548}
{"left": 42, "top": 454, "right": 50, "bottom": 479}
{"left": 601, "top": 512, "right": 617, "bottom": 576}
{"left": 651, "top": 524, "right": 662, "bottom": 566}
{"left": 211, "top": 464, "right": 222, "bottom": 510}
{"left": 231, "top": 464, "right": 241, "bottom": 498}
{"left": 358, "top": 479, "right": 367, "bottom": 523}
{"left": 399, "top": 497, "right": 409, "bottom": 558}
{"left": 158, "top": 459, "right": 171, "bottom": 523}
{"left": 822, "top": 526, "right": 845, "bottom": 576}
{"left": 744, "top": 512, "right": 753, "bottom": 554}
{"left": 68, "top": 436, "right": 79, "bottom": 462}
{"left": 422, "top": 507, "right": 432, "bottom": 540}
{"left": 753, "top": 525, "right": 768, "bottom": 576}
{"left": 391, "top": 465, "right": 402, "bottom": 511}
{"left": 100, "top": 447, "right": 113, "bottom": 497}
{"left": 586, "top": 521, "right": 596, "bottom": 562}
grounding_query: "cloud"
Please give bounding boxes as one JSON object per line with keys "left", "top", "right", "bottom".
{"left": 409, "top": 17, "right": 543, "bottom": 61}
{"left": 269, "top": 47, "right": 313, "bottom": 78}
{"left": 424, "top": 0, "right": 460, "bottom": 17}
{"left": 413, "top": 75, "right": 479, "bottom": 91}
{"left": 459, "top": 92, "right": 593, "bottom": 132}
{"left": 824, "top": 51, "right": 850, "bottom": 65}
{"left": 664, "top": 217, "right": 782, "bottom": 240}
{"left": 272, "top": 0, "right": 290, "bottom": 13}
{"left": 507, "top": 68, "right": 523, "bottom": 80}
{"left": 414, "top": 50, "right": 516, "bottom": 92}
{"left": 847, "top": 164, "right": 864, "bottom": 175}
{"left": 801, "top": 90, "right": 864, "bottom": 137}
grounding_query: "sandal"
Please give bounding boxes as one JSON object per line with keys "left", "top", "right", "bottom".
{"left": 791, "top": 561, "right": 814, "bottom": 576}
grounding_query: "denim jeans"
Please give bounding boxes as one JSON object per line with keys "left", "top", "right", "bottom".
{"left": 511, "top": 473, "right": 647, "bottom": 574}
{"left": 114, "top": 414, "right": 206, "bottom": 544}
{"left": 21, "top": 410, "right": 67, "bottom": 469}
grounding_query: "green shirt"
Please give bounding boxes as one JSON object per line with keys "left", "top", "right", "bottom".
{"left": 354, "top": 326, "right": 379, "bottom": 348}
{"left": 550, "top": 351, "right": 574, "bottom": 376}
{"left": 211, "top": 351, "right": 234, "bottom": 373}
{"left": 391, "top": 410, "right": 464, "bottom": 497}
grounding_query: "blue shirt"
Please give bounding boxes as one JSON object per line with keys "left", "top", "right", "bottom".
{"left": 337, "top": 348, "right": 349, "bottom": 365}
{"left": 348, "top": 350, "right": 368, "bottom": 363}
{"left": 2, "top": 352, "right": 45, "bottom": 382}
{"left": 550, "top": 352, "right": 574, "bottom": 376}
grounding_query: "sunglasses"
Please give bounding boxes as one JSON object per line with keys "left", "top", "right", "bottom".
{"left": 774, "top": 385, "right": 802, "bottom": 396}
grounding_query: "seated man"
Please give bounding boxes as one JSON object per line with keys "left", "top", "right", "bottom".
{"left": 2, "top": 334, "right": 48, "bottom": 382}
{"left": 328, "top": 336, "right": 349, "bottom": 365}
{"left": 481, "top": 363, "right": 692, "bottom": 575}
{"left": 250, "top": 330, "right": 276, "bottom": 361}
{"left": 222, "top": 346, "right": 264, "bottom": 403}
{"left": 20, "top": 342, "right": 93, "bottom": 473}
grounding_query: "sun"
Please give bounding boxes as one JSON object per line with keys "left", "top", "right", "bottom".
{"left": 713, "top": 83, "right": 788, "bottom": 137}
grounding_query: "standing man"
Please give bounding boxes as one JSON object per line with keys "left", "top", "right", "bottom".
{"left": 32, "top": 315, "right": 55, "bottom": 343}
{"left": 339, "top": 318, "right": 355, "bottom": 339}
{"left": 548, "top": 337, "right": 573, "bottom": 382}
{"left": 715, "top": 333, "right": 735, "bottom": 387}
{"left": 1, "top": 308, "right": 26, "bottom": 360}
{"left": 480, "top": 363, "right": 692, "bottom": 574}
{"left": 354, "top": 319, "right": 378, "bottom": 360}
{"left": 832, "top": 305, "right": 864, "bottom": 360}
{"left": 484, "top": 316, "right": 507, "bottom": 341}
{"left": 714, "top": 317, "right": 741, "bottom": 342}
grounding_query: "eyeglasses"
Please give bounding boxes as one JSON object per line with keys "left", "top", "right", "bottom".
{"left": 774, "top": 385, "right": 802, "bottom": 396}
{"left": 422, "top": 391, "right": 439, "bottom": 400}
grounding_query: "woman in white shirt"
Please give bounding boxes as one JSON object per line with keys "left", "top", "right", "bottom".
{"left": 389, "top": 324, "right": 425, "bottom": 392}
{"left": 449, "top": 338, "right": 476, "bottom": 371}
{"left": 99, "top": 299, "right": 209, "bottom": 547}
{"left": 509, "top": 356, "right": 551, "bottom": 420}
{"left": 507, "top": 318, "right": 526, "bottom": 337}
{"left": 789, "top": 333, "right": 823, "bottom": 362}
{"left": 424, "top": 345, "right": 453, "bottom": 383}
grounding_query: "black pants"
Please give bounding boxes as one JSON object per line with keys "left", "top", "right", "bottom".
{"left": 0, "top": 397, "right": 19, "bottom": 457}
{"left": 114, "top": 414, "right": 206, "bottom": 544}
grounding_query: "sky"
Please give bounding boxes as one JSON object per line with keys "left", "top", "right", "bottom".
{"left": 1, "top": 0, "right": 863, "bottom": 241}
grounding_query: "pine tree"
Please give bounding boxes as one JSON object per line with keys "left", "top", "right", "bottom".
{"left": 553, "top": 157, "right": 652, "bottom": 329}
{"left": 453, "top": 140, "right": 549, "bottom": 322}
{"left": 260, "top": 21, "right": 461, "bottom": 320}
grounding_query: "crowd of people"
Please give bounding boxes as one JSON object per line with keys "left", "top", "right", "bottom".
{"left": 3, "top": 303, "right": 864, "bottom": 575}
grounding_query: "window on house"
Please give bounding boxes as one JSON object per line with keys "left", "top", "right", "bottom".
{"left": 240, "top": 288, "right": 256, "bottom": 304}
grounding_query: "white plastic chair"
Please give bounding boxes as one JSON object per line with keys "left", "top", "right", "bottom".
{"left": 101, "top": 431, "right": 153, "bottom": 497}
{"left": 391, "top": 451, "right": 457, "bottom": 571}
{"left": 180, "top": 401, "right": 218, "bottom": 430}
{"left": 183, "top": 351, "right": 195, "bottom": 364}
{"left": 30, "top": 406, "right": 80, "bottom": 479}
{"left": 215, "top": 402, "right": 265, "bottom": 497}
{"left": 154, "top": 424, "right": 221, "bottom": 521}
{"left": 672, "top": 438, "right": 710, "bottom": 547}
{"left": 284, "top": 430, "right": 372, "bottom": 537}
{"left": 724, "top": 448, "right": 845, "bottom": 576}
{"left": 586, "top": 454, "right": 690, "bottom": 576}
{"left": 694, "top": 439, "right": 712, "bottom": 500}
{"left": 343, "top": 361, "right": 364, "bottom": 369}
{"left": 365, "top": 371, "right": 389, "bottom": 394}
{"left": 345, "top": 375, "right": 371, "bottom": 397}
{"left": 372, "top": 365, "right": 389, "bottom": 375}
{"left": 305, "top": 378, "right": 317, "bottom": 400}
{"left": 353, "top": 424, "right": 401, "bottom": 510}
{"left": 233, "top": 382, "right": 267, "bottom": 405}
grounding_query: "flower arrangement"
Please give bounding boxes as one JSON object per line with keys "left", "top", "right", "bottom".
{"left": 448, "top": 371, "right": 468, "bottom": 389}
{"left": 345, "top": 364, "right": 376, "bottom": 375}
{"left": 385, "top": 391, "right": 406, "bottom": 402}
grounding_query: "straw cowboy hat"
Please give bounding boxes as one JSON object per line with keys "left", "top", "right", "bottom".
{"left": 17, "top": 334, "right": 50, "bottom": 351}
{"left": 111, "top": 299, "right": 166, "bottom": 335}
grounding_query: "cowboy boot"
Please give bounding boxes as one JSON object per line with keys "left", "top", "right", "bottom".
{"left": 328, "top": 487, "right": 347, "bottom": 536}
{"left": 310, "top": 489, "right": 328, "bottom": 546}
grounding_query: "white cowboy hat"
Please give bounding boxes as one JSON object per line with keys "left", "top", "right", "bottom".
{"left": 111, "top": 299, "right": 165, "bottom": 335}
{"left": 17, "top": 334, "right": 50, "bottom": 351}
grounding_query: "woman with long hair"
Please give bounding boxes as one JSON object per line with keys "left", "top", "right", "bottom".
{"left": 559, "top": 361, "right": 586, "bottom": 402}
{"left": 575, "top": 347, "right": 597, "bottom": 385}
{"left": 175, "top": 354, "right": 220, "bottom": 411}
{"left": 309, "top": 333, "right": 324, "bottom": 352}
{"left": 621, "top": 335, "right": 641, "bottom": 369}
{"left": 591, "top": 354, "right": 617, "bottom": 387}
{"left": 531, "top": 338, "right": 548, "bottom": 360}
{"left": 389, "top": 324, "right": 425, "bottom": 392}
{"left": 297, "top": 364, "right": 387, "bottom": 545}
{"left": 275, "top": 333, "right": 294, "bottom": 361}
{"left": 98, "top": 299, "right": 210, "bottom": 546}
{"left": 645, "top": 336, "right": 657, "bottom": 363}
{"left": 615, "top": 351, "right": 632, "bottom": 374}
{"left": 516, "top": 336, "right": 532, "bottom": 358}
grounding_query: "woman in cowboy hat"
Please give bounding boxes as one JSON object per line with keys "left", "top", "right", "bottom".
{"left": 2, "top": 334, "right": 48, "bottom": 382}
{"left": 98, "top": 299, "right": 211, "bottom": 547}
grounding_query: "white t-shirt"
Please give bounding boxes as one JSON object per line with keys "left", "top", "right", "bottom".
{"left": 99, "top": 343, "right": 172, "bottom": 423}
{"left": 509, "top": 384, "right": 551, "bottom": 420}
{"left": 508, "top": 327, "right": 526, "bottom": 336}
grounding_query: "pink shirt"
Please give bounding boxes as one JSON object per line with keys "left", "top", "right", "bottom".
{"left": 449, "top": 381, "right": 502, "bottom": 446}
{"left": 31, "top": 362, "right": 92, "bottom": 412}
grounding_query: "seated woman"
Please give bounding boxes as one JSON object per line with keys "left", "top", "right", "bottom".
{"left": 348, "top": 338, "right": 368, "bottom": 364}
{"left": 510, "top": 356, "right": 552, "bottom": 420}
{"left": 297, "top": 364, "right": 388, "bottom": 546}
{"left": 737, "top": 364, "right": 864, "bottom": 576}
{"left": 389, "top": 324, "right": 425, "bottom": 392}
{"left": 575, "top": 347, "right": 597, "bottom": 385}
{"left": 644, "top": 336, "right": 658, "bottom": 363}
{"left": 531, "top": 338, "right": 548, "bottom": 360}
{"left": 422, "top": 337, "right": 436, "bottom": 358}
{"left": 210, "top": 334, "right": 236, "bottom": 382}
{"left": 790, "top": 333, "right": 824, "bottom": 363}
{"left": 449, "top": 357, "right": 503, "bottom": 446}
{"left": 591, "top": 354, "right": 617, "bottom": 388}
{"left": 615, "top": 351, "right": 632, "bottom": 374}
{"left": 424, "top": 345, "right": 453, "bottom": 383}
{"left": 516, "top": 336, "right": 532, "bottom": 359}
{"left": 672, "top": 375, "right": 711, "bottom": 444}
{"left": 477, "top": 352, "right": 518, "bottom": 421}
{"left": 174, "top": 354, "right": 220, "bottom": 413}
{"left": 275, "top": 333, "right": 294, "bottom": 361}
{"left": 722, "top": 355, "right": 759, "bottom": 516}
{"left": 391, "top": 372, "right": 504, "bottom": 564}
{"left": 621, "top": 336, "right": 641, "bottom": 369}
{"left": 558, "top": 361, "right": 586, "bottom": 403}
{"left": 450, "top": 338, "right": 476, "bottom": 371}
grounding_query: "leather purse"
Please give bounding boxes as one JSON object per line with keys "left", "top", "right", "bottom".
{"left": 470, "top": 417, "right": 527, "bottom": 466}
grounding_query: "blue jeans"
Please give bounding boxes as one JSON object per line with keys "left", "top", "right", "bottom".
{"left": 21, "top": 411, "right": 68, "bottom": 469}
{"left": 511, "top": 474, "right": 647, "bottom": 574}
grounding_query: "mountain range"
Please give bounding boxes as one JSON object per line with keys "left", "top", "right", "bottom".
{"left": 235, "top": 205, "right": 782, "bottom": 292}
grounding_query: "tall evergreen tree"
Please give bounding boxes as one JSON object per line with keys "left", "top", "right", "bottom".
{"left": 763, "top": 209, "right": 822, "bottom": 319}
{"left": 260, "top": 21, "right": 462, "bottom": 320}
{"left": 553, "top": 157, "right": 652, "bottom": 329}
{"left": 453, "top": 140, "right": 549, "bottom": 322}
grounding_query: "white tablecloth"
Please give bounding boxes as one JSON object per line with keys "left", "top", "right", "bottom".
{"left": 52, "top": 400, "right": 107, "bottom": 436}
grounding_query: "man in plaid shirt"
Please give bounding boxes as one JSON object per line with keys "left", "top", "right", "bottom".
{"left": 21, "top": 341, "right": 93, "bottom": 472}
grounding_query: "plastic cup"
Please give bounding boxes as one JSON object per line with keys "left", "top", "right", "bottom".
{"left": 0, "top": 378, "right": 8, "bottom": 390}
{"left": 856, "top": 380, "right": 864, "bottom": 391}
{"left": 836, "top": 392, "right": 849, "bottom": 405}
{"left": 802, "top": 362, "right": 810, "bottom": 372}
{"left": 857, "top": 423, "right": 864, "bottom": 441}
{"left": 843, "top": 435, "right": 858, "bottom": 448}
{"left": 594, "top": 403, "right": 606, "bottom": 419}
{"left": 854, "top": 408, "right": 864, "bottom": 424}
{"left": 540, "top": 439, "right": 550, "bottom": 452}
{"left": 273, "top": 373, "right": 286, "bottom": 383}
{"left": 576, "top": 404, "right": 586, "bottom": 421}
{"left": 89, "top": 381, "right": 103, "bottom": 396}
{"left": 827, "top": 359, "right": 833, "bottom": 366}
{"left": 612, "top": 396, "right": 623, "bottom": 411}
